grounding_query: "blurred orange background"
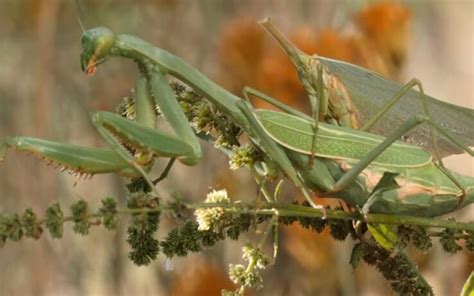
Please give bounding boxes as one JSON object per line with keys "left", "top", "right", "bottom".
{"left": 0, "top": 1, "right": 472, "bottom": 295}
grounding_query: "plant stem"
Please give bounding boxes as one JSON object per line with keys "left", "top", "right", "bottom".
{"left": 33, "top": 201, "right": 474, "bottom": 232}
{"left": 183, "top": 202, "right": 474, "bottom": 231}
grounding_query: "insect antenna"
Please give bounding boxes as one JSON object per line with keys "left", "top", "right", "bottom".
{"left": 73, "top": 0, "right": 86, "bottom": 32}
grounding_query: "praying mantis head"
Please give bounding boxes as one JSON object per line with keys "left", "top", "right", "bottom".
{"left": 80, "top": 27, "right": 115, "bottom": 75}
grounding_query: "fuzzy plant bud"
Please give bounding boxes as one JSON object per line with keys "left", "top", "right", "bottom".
{"left": 195, "top": 189, "right": 230, "bottom": 231}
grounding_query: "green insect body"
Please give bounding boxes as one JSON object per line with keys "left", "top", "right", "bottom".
{"left": 315, "top": 57, "right": 474, "bottom": 156}
{"left": 260, "top": 18, "right": 474, "bottom": 157}
{"left": 256, "top": 110, "right": 473, "bottom": 217}
{"left": 1, "top": 23, "right": 473, "bottom": 218}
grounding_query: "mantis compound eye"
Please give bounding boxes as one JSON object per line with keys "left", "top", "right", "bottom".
{"left": 80, "top": 27, "right": 115, "bottom": 75}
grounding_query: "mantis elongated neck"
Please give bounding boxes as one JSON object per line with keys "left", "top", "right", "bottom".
{"left": 110, "top": 34, "right": 248, "bottom": 128}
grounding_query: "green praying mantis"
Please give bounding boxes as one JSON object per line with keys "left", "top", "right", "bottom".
{"left": 0, "top": 19, "right": 473, "bottom": 218}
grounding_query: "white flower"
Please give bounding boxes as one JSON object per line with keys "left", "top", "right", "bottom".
{"left": 205, "top": 189, "right": 230, "bottom": 204}
{"left": 195, "top": 189, "right": 230, "bottom": 231}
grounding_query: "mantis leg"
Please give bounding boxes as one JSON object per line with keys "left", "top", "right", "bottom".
{"left": 236, "top": 99, "right": 325, "bottom": 214}
{"left": 90, "top": 66, "right": 202, "bottom": 191}
{"left": 144, "top": 65, "right": 202, "bottom": 166}
{"left": 0, "top": 137, "right": 137, "bottom": 177}
{"left": 1, "top": 67, "right": 202, "bottom": 191}
{"left": 242, "top": 86, "right": 310, "bottom": 119}
{"left": 0, "top": 73, "right": 160, "bottom": 180}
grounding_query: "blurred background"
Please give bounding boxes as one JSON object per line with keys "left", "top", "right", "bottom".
{"left": 0, "top": 0, "right": 472, "bottom": 295}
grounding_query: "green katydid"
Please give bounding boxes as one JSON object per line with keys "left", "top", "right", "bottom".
{"left": 247, "top": 107, "right": 473, "bottom": 217}
{"left": 259, "top": 18, "right": 474, "bottom": 158}
{"left": 0, "top": 24, "right": 473, "bottom": 217}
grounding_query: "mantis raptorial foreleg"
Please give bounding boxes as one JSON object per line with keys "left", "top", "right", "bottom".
{"left": 0, "top": 137, "right": 135, "bottom": 176}
{"left": 1, "top": 60, "right": 203, "bottom": 193}
{"left": 88, "top": 66, "right": 202, "bottom": 191}
{"left": 91, "top": 86, "right": 156, "bottom": 193}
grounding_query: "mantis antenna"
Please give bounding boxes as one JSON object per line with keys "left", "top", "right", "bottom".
{"left": 74, "top": 0, "right": 86, "bottom": 32}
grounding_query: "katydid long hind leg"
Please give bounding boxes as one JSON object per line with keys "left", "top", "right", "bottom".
{"left": 360, "top": 79, "right": 425, "bottom": 132}
{"left": 242, "top": 87, "right": 318, "bottom": 168}
{"left": 360, "top": 78, "right": 444, "bottom": 162}
{"left": 332, "top": 115, "right": 473, "bottom": 198}
{"left": 358, "top": 77, "right": 473, "bottom": 189}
